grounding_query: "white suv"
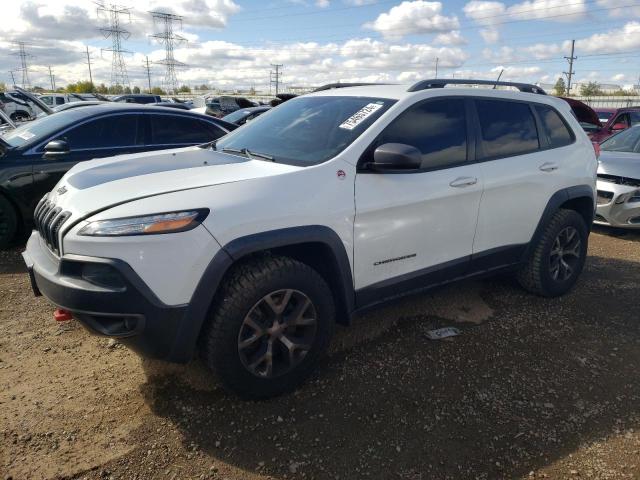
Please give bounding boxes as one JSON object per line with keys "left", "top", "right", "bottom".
{"left": 23, "top": 79, "right": 597, "bottom": 398}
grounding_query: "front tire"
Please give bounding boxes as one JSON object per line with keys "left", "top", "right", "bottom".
{"left": 0, "top": 195, "right": 18, "bottom": 249}
{"left": 517, "top": 209, "right": 588, "bottom": 297}
{"left": 201, "top": 255, "right": 335, "bottom": 399}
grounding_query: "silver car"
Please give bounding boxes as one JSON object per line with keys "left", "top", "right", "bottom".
{"left": 595, "top": 125, "right": 640, "bottom": 228}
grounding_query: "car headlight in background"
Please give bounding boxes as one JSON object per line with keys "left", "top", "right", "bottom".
{"left": 78, "top": 209, "right": 209, "bottom": 236}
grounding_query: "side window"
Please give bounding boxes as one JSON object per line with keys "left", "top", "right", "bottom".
{"left": 41, "top": 96, "right": 53, "bottom": 106}
{"left": 476, "top": 99, "right": 539, "bottom": 159}
{"left": 55, "top": 97, "right": 65, "bottom": 106}
{"left": 629, "top": 112, "right": 640, "bottom": 126}
{"left": 373, "top": 98, "right": 467, "bottom": 169}
{"left": 613, "top": 114, "right": 629, "bottom": 127}
{"left": 149, "top": 115, "right": 225, "bottom": 145}
{"left": 61, "top": 115, "right": 139, "bottom": 150}
{"left": 535, "top": 105, "right": 573, "bottom": 148}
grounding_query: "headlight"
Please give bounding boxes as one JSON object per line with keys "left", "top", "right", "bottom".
{"left": 78, "top": 209, "right": 209, "bottom": 237}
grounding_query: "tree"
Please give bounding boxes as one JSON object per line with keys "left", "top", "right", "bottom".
{"left": 0, "top": 82, "right": 6, "bottom": 92}
{"left": 177, "top": 85, "right": 191, "bottom": 93}
{"left": 150, "top": 86, "right": 166, "bottom": 95}
{"left": 580, "top": 81, "right": 602, "bottom": 97}
{"left": 96, "top": 83, "right": 109, "bottom": 94}
{"left": 124, "top": 86, "right": 132, "bottom": 94}
{"left": 553, "top": 77, "right": 566, "bottom": 96}
{"left": 132, "top": 86, "right": 141, "bottom": 94}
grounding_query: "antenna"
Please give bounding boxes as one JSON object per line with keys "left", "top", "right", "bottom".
{"left": 149, "top": 11, "right": 187, "bottom": 95}
{"left": 493, "top": 69, "right": 504, "bottom": 89}
{"left": 97, "top": 2, "right": 132, "bottom": 87}
{"left": 12, "top": 41, "right": 34, "bottom": 89}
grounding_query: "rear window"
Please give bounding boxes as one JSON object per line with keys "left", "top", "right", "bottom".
{"left": 476, "top": 99, "right": 539, "bottom": 159}
{"left": 535, "top": 105, "right": 573, "bottom": 148}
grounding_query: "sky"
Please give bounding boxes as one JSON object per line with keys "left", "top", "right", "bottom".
{"left": 0, "top": 0, "right": 639, "bottom": 91}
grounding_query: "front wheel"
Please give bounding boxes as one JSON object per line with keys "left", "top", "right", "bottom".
{"left": 517, "top": 209, "right": 588, "bottom": 297}
{"left": 200, "top": 255, "right": 335, "bottom": 399}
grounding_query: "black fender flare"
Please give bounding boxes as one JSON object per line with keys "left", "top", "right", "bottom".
{"left": 170, "top": 225, "right": 355, "bottom": 361}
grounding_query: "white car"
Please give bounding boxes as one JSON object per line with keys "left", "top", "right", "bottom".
{"left": 23, "top": 79, "right": 598, "bottom": 398}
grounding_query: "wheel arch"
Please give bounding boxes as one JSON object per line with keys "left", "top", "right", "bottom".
{"left": 170, "top": 226, "right": 355, "bottom": 362}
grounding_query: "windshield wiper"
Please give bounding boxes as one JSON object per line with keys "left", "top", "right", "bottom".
{"left": 199, "top": 139, "right": 218, "bottom": 150}
{"left": 222, "top": 147, "right": 275, "bottom": 162}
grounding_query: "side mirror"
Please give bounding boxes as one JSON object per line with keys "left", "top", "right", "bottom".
{"left": 369, "top": 143, "right": 422, "bottom": 172}
{"left": 43, "top": 139, "right": 69, "bottom": 158}
{"left": 611, "top": 122, "right": 627, "bottom": 131}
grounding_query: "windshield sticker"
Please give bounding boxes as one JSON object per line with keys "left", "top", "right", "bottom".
{"left": 339, "top": 103, "right": 383, "bottom": 130}
{"left": 17, "top": 131, "right": 35, "bottom": 140}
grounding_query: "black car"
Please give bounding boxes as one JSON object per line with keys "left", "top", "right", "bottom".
{"left": 222, "top": 106, "right": 271, "bottom": 126}
{"left": 113, "top": 94, "right": 162, "bottom": 104}
{"left": 0, "top": 104, "right": 236, "bottom": 247}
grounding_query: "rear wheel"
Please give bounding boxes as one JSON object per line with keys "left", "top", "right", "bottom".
{"left": 517, "top": 209, "right": 588, "bottom": 297}
{"left": 10, "top": 111, "right": 30, "bottom": 122}
{"left": 201, "top": 255, "right": 335, "bottom": 399}
{"left": 0, "top": 195, "right": 18, "bottom": 249}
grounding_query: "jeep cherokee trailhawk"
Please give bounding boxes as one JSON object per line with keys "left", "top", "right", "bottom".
{"left": 23, "top": 80, "right": 598, "bottom": 398}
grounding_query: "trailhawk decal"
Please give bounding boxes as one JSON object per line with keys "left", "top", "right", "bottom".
{"left": 373, "top": 253, "right": 417, "bottom": 266}
{"left": 339, "top": 103, "right": 383, "bottom": 130}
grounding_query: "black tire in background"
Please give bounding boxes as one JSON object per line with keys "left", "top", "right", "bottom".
{"left": 10, "top": 111, "right": 30, "bottom": 122}
{"left": 517, "top": 209, "right": 588, "bottom": 297}
{"left": 200, "top": 255, "right": 335, "bottom": 399}
{"left": 0, "top": 195, "right": 18, "bottom": 249}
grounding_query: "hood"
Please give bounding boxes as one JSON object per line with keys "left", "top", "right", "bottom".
{"left": 46, "top": 146, "right": 301, "bottom": 220}
{"left": 560, "top": 97, "right": 601, "bottom": 127}
{"left": 597, "top": 150, "right": 640, "bottom": 179}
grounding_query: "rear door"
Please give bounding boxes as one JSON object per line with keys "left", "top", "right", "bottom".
{"left": 145, "top": 113, "right": 228, "bottom": 150}
{"left": 29, "top": 113, "right": 145, "bottom": 201}
{"left": 472, "top": 99, "right": 573, "bottom": 260}
{"left": 353, "top": 97, "right": 483, "bottom": 302}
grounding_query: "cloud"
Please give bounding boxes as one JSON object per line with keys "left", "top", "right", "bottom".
{"left": 595, "top": 0, "right": 640, "bottom": 18}
{"left": 479, "top": 28, "right": 499, "bottom": 43}
{"left": 364, "top": 1, "right": 460, "bottom": 39}
{"left": 433, "top": 30, "right": 467, "bottom": 45}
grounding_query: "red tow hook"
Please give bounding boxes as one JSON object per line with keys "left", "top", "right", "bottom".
{"left": 54, "top": 308, "right": 73, "bottom": 322}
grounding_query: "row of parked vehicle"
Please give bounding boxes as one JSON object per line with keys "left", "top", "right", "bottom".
{"left": 4, "top": 78, "right": 640, "bottom": 398}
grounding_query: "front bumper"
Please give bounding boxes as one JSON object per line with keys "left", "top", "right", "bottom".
{"left": 22, "top": 231, "right": 205, "bottom": 362}
{"left": 595, "top": 181, "right": 640, "bottom": 229}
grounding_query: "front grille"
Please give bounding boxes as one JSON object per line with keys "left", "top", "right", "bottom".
{"left": 596, "top": 190, "right": 614, "bottom": 205}
{"left": 33, "top": 197, "right": 71, "bottom": 255}
{"left": 597, "top": 174, "right": 640, "bottom": 187}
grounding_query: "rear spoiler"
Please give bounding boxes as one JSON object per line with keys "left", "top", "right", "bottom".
{"left": 14, "top": 86, "right": 53, "bottom": 115}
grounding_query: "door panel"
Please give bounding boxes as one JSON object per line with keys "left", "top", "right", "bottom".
{"left": 354, "top": 165, "right": 483, "bottom": 291}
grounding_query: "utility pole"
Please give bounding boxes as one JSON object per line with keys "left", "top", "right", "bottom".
{"left": 563, "top": 39, "right": 576, "bottom": 95}
{"left": 8, "top": 71, "right": 16, "bottom": 86}
{"left": 97, "top": 2, "right": 132, "bottom": 88}
{"left": 12, "top": 41, "right": 33, "bottom": 89}
{"left": 435, "top": 57, "right": 439, "bottom": 78}
{"left": 85, "top": 46, "right": 94, "bottom": 85}
{"left": 48, "top": 66, "right": 56, "bottom": 91}
{"left": 143, "top": 56, "right": 152, "bottom": 93}
{"left": 270, "top": 64, "right": 283, "bottom": 95}
{"left": 150, "top": 11, "right": 187, "bottom": 94}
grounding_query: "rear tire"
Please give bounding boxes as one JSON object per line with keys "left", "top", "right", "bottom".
{"left": 517, "top": 209, "right": 588, "bottom": 297}
{"left": 0, "top": 195, "right": 18, "bottom": 249}
{"left": 10, "top": 111, "right": 30, "bottom": 122}
{"left": 201, "top": 255, "right": 335, "bottom": 399}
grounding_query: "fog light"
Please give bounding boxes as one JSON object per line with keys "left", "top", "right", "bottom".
{"left": 81, "top": 264, "right": 126, "bottom": 290}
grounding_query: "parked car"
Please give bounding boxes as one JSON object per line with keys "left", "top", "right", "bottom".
{"left": 0, "top": 91, "right": 36, "bottom": 121}
{"left": 38, "top": 93, "right": 72, "bottom": 107}
{"left": 204, "top": 96, "right": 257, "bottom": 118}
{"left": 22, "top": 79, "right": 597, "bottom": 398}
{"left": 594, "top": 125, "right": 640, "bottom": 228}
{"left": 559, "top": 97, "right": 602, "bottom": 135}
{"left": 0, "top": 104, "right": 235, "bottom": 247}
{"left": 222, "top": 106, "right": 270, "bottom": 126}
{"left": 112, "top": 94, "right": 162, "bottom": 104}
{"left": 152, "top": 101, "right": 192, "bottom": 110}
{"left": 590, "top": 107, "right": 640, "bottom": 143}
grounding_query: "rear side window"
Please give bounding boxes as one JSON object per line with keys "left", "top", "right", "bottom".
{"left": 476, "top": 100, "right": 539, "bottom": 159}
{"left": 374, "top": 98, "right": 467, "bottom": 169}
{"left": 535, "top": 105, "right": 573, "bottom": 148}
{"left": 61, "top": 114, "right": 139, "bottom": 149}
{"left": 149, "top": 115, "right": 225, "bottom": 145}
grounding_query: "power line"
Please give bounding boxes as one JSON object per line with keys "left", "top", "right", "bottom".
{"left": 47, "top": 66, "right": 56, "bottom": 91}
{"left": 270, "top": 64, "right": 283, "bottom": 95}
{"left": 97, "top": 2, "right": 132, "bottom": 87}
{"left": 85, "top": 46, "right": 94, "bottom": 85}
{"left": 150, "top": 11, "right": 188, "bottom": 94}
{"left": 12, "top": 41, "right": 33, "bottom": 89}
{"left": 143, "top": 56, "right": 152, "bottom": 93}
{"left": 564, "top": 39, "right": 577, "bottom": 93}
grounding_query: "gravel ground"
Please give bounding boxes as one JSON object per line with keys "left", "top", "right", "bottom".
{"left": 1, "top": 227, "right": 639, "bottom": 480}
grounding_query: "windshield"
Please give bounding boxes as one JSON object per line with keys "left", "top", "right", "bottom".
{"left": 597, "top": 111, "right": 614, "bottom": 123}
{"left": 2, "top": 108, "right": 89, "bottom": 148}
{"left": 215, "top": 96, "right": 395, "bottom": 166}
{"left": 601, "top": 126, "right": 640, "bottom": 153}
{"left": 222, "top": 109, "right": 253, "bottom": 124}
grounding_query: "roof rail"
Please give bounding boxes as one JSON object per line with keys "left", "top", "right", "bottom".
{"left": 312, "top": 82, "right": 391, "bottom": 92}
{"left": 407, "top": 79, "right": 547, "bottom": 95}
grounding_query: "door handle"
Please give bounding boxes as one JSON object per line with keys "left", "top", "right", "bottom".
{"left": 449, "top": 176, "right": 478, "bottom": 188}
{"left": 539, "top": 162, "right": 558, "bottom": 172}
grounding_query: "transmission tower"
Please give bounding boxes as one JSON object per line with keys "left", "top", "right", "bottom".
{"left": 12, "top": 42, "right": 33, "bottom": 89}
{"left": 270, "top": 64, "right": 283, "bottom": 95}
{"left": 97, "top": 2, "right": 132, "bottom": 87}
{"left": 150, "top": 11, "right": 187, "bottom": 94}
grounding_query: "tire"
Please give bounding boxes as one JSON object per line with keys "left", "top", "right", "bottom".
{"left": 10, "top": 111, "right": 30, "bottom": 122}
{"left": 517, "top": 209, "right": 588, "bottom": 297}
{"left": 0, "top": 195, "right": 18, "bottom": 249}
{"left": 201, "top": 255, "right": 335, "bottom": 399}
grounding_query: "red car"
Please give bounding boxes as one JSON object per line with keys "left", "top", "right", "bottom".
{"left": 591, "top": 107, "right": 640, "bottom": 143}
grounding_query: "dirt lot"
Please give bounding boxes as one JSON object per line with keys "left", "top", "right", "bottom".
{"left": 1, "top": 227, "right": 639, "bottom": 480}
